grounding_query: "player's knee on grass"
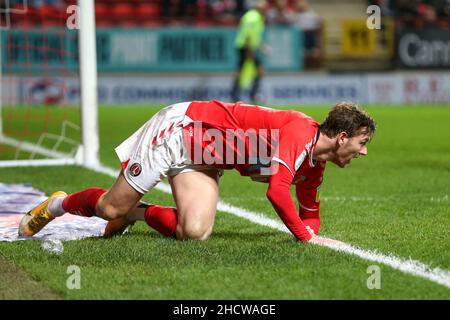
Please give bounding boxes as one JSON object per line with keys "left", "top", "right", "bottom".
{"left": 177, "top": 220, "right": 213, "bottom": 241}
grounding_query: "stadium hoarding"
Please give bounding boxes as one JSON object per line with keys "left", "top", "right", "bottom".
{"left": 396, "top": 27, "right": 450, "bottom": 69}
{"left": 6, "top": 72, "right": 450, "bottom": 106}
{"left": 263, "top": 75, "right": 364, "bottom": 104}
{"left": 1, "top": 27, "right": 302, "bottom": 73}
{"left": 97, "top": 27, "right": 236, "bottom": 71}
{"left": 1, "top": 73, "right": 445, "bottom": 105}
{"left": 0, "top": 29, "right": 79, "bottom": 73}
{"left": 366, "top": 73, "right": 450, "bottom": 104}
{"left": 3, "top": 74, "right": 364, "bottom": 105}
{"left": 340, "top": 18, "right": 394, "bottom": 59}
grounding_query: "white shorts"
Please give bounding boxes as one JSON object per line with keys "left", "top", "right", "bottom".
{"left": 115, "top": 102, "right": 222, "bottom": 194}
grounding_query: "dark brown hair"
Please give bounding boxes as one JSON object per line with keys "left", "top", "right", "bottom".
{"left": 319, "top": 102, "right": 376, "bottom": 138}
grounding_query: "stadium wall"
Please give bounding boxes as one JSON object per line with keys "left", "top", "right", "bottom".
{"left": 3, "top": 72, "right": 450, "bottom": 106}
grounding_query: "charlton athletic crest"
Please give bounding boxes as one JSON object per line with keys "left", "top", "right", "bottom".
{"left": 129, "top": 163, "right": 142, "bottom": 177}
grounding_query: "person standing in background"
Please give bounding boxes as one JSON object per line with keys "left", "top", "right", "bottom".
{"left": 231, "top": 0, "right": 268, "bottom": 104}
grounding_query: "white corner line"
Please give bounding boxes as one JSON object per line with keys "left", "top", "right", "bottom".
{"left": 90, "top": 164, "right": 450, "bottom": 290}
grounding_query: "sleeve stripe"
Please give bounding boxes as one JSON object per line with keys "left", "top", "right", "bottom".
{"left": 295, "top": 134, "right": 317, "bottom": 171}
{"left": 299, "top": 202, "right": 319, "bottom": 211}
{"left": 294, "top": 150, "right": 307, "bottom": 172}
{"left": 272, "top": 157, "right": 294, "bottom": 176}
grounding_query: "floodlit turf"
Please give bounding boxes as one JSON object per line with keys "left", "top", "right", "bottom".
{"left": 0, "top": 104, "right": 449, "bottom": 299}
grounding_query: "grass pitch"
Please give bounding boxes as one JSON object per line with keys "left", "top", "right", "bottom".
{"left": 0, "top": 104, "right": 449, "bottom": 299}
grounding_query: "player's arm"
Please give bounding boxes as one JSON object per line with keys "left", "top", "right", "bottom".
{"left": 266, "top": 164, "right": 313, "bottom": 242}
{"left": 295, "top": 163, "right": 325, "bottom": 235}
{"left": 296, "top": 185, "right": 321, "bottom": 235}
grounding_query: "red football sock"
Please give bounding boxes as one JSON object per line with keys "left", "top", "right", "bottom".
{"left": 62, "top": 188, "right": 107, "bottom": 217}
{"left": 144, "top": 205, "right": 177, "bottom": 237}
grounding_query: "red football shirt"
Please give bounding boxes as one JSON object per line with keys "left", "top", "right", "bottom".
{"left": 182, "top": 100, "right": 322, "bottom": 241}
{"left": 183, "top": 100, "right": 319, "bottom": 179}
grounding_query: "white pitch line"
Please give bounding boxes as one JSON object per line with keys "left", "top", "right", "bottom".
{"left": 91, "top": 164, "right": 450, "bottom": 290}
{"left": 225, "top": 195, "right": 449, "bottom": 203}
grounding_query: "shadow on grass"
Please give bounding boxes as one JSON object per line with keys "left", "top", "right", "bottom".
{"left": 211, "top": 230, "right": 279, "bottom": 240}
{"left": 102, "top": 229, "right": 288, "bottom": 243}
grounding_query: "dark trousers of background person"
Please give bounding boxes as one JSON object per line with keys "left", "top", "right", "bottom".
{"left": 231, "top": 48, "right": 262, "bottom": 103}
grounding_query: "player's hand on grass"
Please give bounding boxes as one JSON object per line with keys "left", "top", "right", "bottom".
{"left": 305, "top": 225, "right": 316, "bottom": 237}
{"left": 308, "top": 234, "right": 345, "bottom": 246}
{"left": 304, "top": 224, "right": 345, "bottom": 246}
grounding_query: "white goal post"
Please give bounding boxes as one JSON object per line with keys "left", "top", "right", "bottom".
{"left": 0, "top": 0, "right": 100, "bottom": 169}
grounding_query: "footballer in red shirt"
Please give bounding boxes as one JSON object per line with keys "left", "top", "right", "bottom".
{"left": 19, "top": 100, "right": 376, "bottom": 244}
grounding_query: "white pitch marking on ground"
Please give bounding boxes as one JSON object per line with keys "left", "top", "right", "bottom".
{"left": 92, "top": 165, "right": 450, "bottom": 289}
{"left": 222, "top": 195, "right": 449, "bottom": 203}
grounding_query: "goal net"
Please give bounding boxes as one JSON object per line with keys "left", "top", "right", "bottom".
{"left": 0, "top": 0, "right": 99, "bottom": 168}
